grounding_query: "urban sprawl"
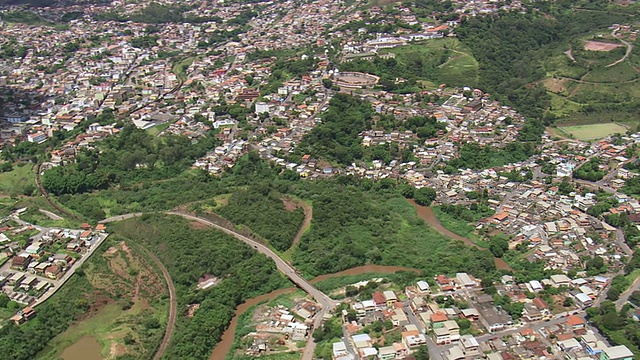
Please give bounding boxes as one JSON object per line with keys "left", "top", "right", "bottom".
{"left": 1, "top": 0, "right": 640, "bottom": 360}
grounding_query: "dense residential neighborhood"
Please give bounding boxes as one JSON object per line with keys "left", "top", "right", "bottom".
{"left": 1, "top": 0, "right": 640, "bottom": 359}
{"left": 0, "top": 208, "right": 108, "bottom": 323}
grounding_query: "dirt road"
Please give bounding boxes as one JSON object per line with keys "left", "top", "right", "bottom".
{"left": 288, "top": 197, "right": 313, "bottom": 249}
{"left": 137, "top": 246, "right": 177, "bottom": 360}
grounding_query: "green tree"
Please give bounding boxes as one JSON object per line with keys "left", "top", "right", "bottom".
{"left": 414, "top": 187, "right": 436, "bottom": 206}
{"left": 415, "top": 345, "right": 430, "bottom": 360}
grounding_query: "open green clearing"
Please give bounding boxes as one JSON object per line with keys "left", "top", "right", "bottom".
{"left": 386, "top": 38, "right": 480, "bottom": 86}
{"left": 146, "top": 122, "right": 172, "bottom": 136}
{"left": 540, "top": 35, "right": 640, "bottom": 125}
{"left": 36, "top": 238, "right": 168, "bottom": 360}
{"left": 431, "top": 206, "right": 489, "bottom": 248}
{"left": 558, "top": 123, "right": 628, "bottom": 140}
{"left": 0, "top": 164, "right": 36, "bottom": 196}
{"left": 215, "top": 188, "right": 305, "bottom": 252}
{"left": 341, "top": 38, "right": 479, "bottom": 92}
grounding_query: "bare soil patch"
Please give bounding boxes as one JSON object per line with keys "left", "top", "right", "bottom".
{"left": 543, "top": 78, "right": 569, "bottom": 93}
{"left": 584, "top": 40, "right": 622, "bottom": 51}
{"left": 281, "top": 197, "right": 313, "bottom": 249}
{"left": 110, "top": 342, "right": 127, "bottom": 358}
{"left": 190, "top": 220, "right": 208, "bottom": 229}
{"left": 281, "top": 198, "right": 299, "bottom": 212}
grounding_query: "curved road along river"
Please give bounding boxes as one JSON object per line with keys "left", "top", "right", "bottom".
{"left": 100, "top": 212, "right": 337, "bottom": 360}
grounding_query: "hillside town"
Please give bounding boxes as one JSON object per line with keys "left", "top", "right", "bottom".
{"left": 232, "top": 270, "right": 636, "bottom": 360}
{"left": 2, "top": 0, "right": 640, "bottom": 359}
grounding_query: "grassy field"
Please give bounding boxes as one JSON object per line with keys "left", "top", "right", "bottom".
{"left": 381, "top": 38, "right": 479, "bottom": 88}
{"left": 172, "top": 56, "right": 196, "bottom": 82}
{"left": 625, "top": 268, "right": 640, "bottom": 286}
{"left": 548, "top": 92, "right": 583, "bottom": 117}
{"left": 0, "top": 164, "right": 36, "bottom": 196}
{"left": 146, "top": 122, "right": 171, "bottom": 136}
{"left": 583, "top": 61, "right": 640, "bottom": 83}
{"left": 558, "top": 123, "right": 628, "bottom": 140}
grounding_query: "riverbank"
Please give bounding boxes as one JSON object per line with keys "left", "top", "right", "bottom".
{"left": 408, "top": 199, "right": 513, "bottom": 271}
{"left": 211, "top": 264, "right": 423, "bottom": 359}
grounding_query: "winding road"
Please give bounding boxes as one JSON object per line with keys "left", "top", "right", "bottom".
{"left": 100, "top": 211, "right": 337, "bottom": 360}
{"left": 137, "top": 246, "right": 177, "bottom": 360}
{"left": 607, "top": 29, "right": 634, "bottom": 68}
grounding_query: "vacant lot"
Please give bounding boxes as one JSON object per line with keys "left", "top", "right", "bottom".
{"left": 559, "top": 123, "right": 628, "bottom": 140}
{"left": 0, "top": 164, "right": 35, "bottom": 196}
{"left": 584, "top": 40, "right": 623, "bottom": 51}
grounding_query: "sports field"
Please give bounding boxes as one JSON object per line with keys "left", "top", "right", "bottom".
{"left": 558, "top": 123, "right": 627, "bottom": 140}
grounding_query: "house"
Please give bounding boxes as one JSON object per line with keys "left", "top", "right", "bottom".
{"left": 416, "top": 280, "right": 431, "bottom": 294}
{"left": 27, "top": 132, "right": 46, "bottom": 143}
{"left": 372, "top": 292, "right": 386, "bottom": 308}
{"left": 431, "top": 312, "right": 448, "bottom": 328}
{"left": 443, "top": 320, "right": 460, "bottom": 341}
{"left": 391, "top": 308, "right": 408, "bottom": 327}
{"left": 10, "top": 306, "right": 36, "bottom": 325}
{"left": 435, "top": 327, "right": 452, "bottom": 345}
{"left": 550, "top": 274, "right": 572, "bottom": 287}
{"left": 51, "top": 253, "right": 71, "bottom": 266}
{"left": 566, "top": 315, "right": 585, "bottom": 331}
{"left": 352, "top": 333, "right": 373, "bottom": 349}
{"left": 522, "top": 303, "right": 542, "bottom": 322}
{"left": 332, "top": 341, "right": 347, "bottom": 359}
{"left": 456, "top": 273, "right": 476, "bottom": 288}
{"left": 600, "top": 345, "right": 634, "bottom": 360}
{"left": 25, "top": 242, "right": 43, "bottom": 256}
{"left": 11, "top": 255, "right": 31, "bottom": 270}
{"left": 459, "top": 335, "right": 480, "bottom": 357}
{"left": 493, "top": 212, "right": 509, "bottom": 223}
{"left": 45, "top": 265, "right": 61, "bottom": 280}
{"left": 477, "top": 302, "right": 512, "bottom": 332}
{"left": 574, "top": 292, "right": 593, "bottom": 308}
{"left": 435, "top": 275, "right": 456, "bottom": 292}
{"left": 582, "top": 332, "right": 607, "bottom": 355}
{"left": 378, "top": 345, "right": 396, "bottom": 360}
{"left": 460, "top": 308, "right": 480, "bottom": 321}
{"left": 8, "top": 272, "right": 25, "bottom": 285}
{"left": 19, "top": 275, "right": 38, "bottom": 290}
{"left": 402, "top": 329, "right": 427, "bottom": 348}
{"left": 383, "top": 290, "right": 398, "bottom": 307}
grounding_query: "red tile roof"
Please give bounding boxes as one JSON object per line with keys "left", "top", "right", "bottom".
{"left": 566, "top": 315, "right": 585, "bottom": 326}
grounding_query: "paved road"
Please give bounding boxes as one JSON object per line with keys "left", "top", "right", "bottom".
{"left": 607, "top": 29, "right": 634, "bottom": 67}
{"left": 403, "top": 302, "right": 445, "bottom": 360}
{"left": 615, "top": 275, "right": 640, "bottom": 310}
{"left": 33, "top": 233, "right": 109, "bottom": 307}
{"left": 101, "top": 212, "right": 337, "bottom": 360}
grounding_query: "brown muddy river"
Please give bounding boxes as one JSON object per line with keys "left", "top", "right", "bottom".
{"left": 62, "top": 336, "right": 102, "bottom": 360}
{"left": 210, "top": 200, "right": 513, "bottom": 359}
{"left": 408, "top": 199, "right": 512, "bottom": 271}
{"left": 209, "top": 264, "right": 422, "bottom": 359}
